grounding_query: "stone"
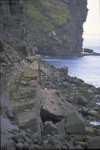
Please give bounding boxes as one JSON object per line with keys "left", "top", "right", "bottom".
{"left": 75, "top": 95, "right": 88, "bottom": 106}
{"left": 43, "top": 121, "right": 58, "bottom": 135}
{"left": 88, "top": 137, "right": 100, "bottom": 149}
{"left": 23, "top": 60, "right": 38, "bottom": 78}
{"left": 26, "top": 138, "right": 32, "bottom": 145}
{"left": 1, "top": 117, "right": 18, "bottom": 149}
{"left": 85, "top": 127, "right": 94, "bottom": 135}
{"left": 12, "top": 133, "right": 25, "bottom": 143}
{"left": 65, "top": 112, "right": 86, "bottom": 134}
{"left": 6, "top": 109, "right": 14, "bottom": 120}
{"left": 31, "top": 133, "right": 42, "bottom": 145}
{"left": 88, "top": 109, "right": 99, "bottom": 117}
{"left": 23, "top": 142, "right": 29, "bottom": 150}
{"left": 29, "top": 144, "right": 41, "bottom": 150}
{"left": 16, "top": 143, "right": 24, "bottom": 150}
{"left": 1, "top": 142, "right": 16, "bottom": 150}
{"left": 47, "top": 136, "right": 63, "bottom": 149}
{"left": 41, "top": 89, "right": 67, "bottom": 120}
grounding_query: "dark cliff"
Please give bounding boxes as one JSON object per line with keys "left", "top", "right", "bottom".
{"left": 0, "top": 0, "right": 87, "bottom": 57}
{"left": 24, "top": 0, "right": 87, "bottom": 56}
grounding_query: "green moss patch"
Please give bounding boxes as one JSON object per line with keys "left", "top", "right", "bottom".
{"left": 52, "top": 9, "right": 70, "bottom": 25}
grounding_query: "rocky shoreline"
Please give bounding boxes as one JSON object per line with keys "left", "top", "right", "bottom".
{"left": 1, "top": 56, "right": 100, "bottom": 150}
{"left": 0, "top": 0, "right": 100, "bottom": 149}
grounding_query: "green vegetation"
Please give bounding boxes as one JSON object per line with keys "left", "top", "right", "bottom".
{"left": 52, "top": 9, "right": 70, "bottom": 25}
{"left": 26, "top": 2, "right": 54, "bottom": 31}
{"left": 27, "top": 4, "right": 43, "bottom": 19}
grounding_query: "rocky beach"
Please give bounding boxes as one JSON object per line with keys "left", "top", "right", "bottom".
{"left": 0, "top": 0, "right": 100, "bottom": 150}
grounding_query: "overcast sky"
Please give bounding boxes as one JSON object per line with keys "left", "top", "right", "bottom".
{"left": 83, "top": 0, "right": 100, "bottom": 48}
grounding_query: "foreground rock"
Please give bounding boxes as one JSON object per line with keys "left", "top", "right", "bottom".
{"left": 1, "top": 56, "right": 100, "bottom": 150}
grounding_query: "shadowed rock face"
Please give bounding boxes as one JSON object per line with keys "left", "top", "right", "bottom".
{"left": 0, "top": 0, "right": 36, "bottom": 58}
{"left": 0, "top": 0, "right": 87, "bottom": 57}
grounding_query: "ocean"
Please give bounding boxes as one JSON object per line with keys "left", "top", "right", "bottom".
{"left": 41, "top": 48, "right": 100, "bottom": 88}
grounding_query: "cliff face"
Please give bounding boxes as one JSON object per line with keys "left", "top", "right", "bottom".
{"left": 0, "top": 0, "right": 36, "bottom": 57}
{"left": 0, "top": 0, "right": 87, "bottom": 57}
{"left": 24, "top": 0, "right": 87, "bottom": 56}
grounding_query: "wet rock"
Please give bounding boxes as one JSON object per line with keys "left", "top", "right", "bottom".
{"left": 88, "top": 136, "right": 100, "bottom": 149}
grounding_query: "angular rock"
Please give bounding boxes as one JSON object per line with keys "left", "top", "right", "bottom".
{"left": 65, "top": 112, "right": 86, "bottom": 134}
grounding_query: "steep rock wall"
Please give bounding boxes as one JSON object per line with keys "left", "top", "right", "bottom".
{"left": 25, "top": 0, "right": 87, "bottom": 56}
{"left": 0, "top": 0, "right": 36, "bottom": 57}
{"left": 0, "top": 0, "right": 87, "bottom": 57}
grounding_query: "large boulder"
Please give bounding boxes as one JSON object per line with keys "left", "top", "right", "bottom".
{"left": 65, "top": 112, "right": 86, "bottom": 134}
{"left": 40, "top": 89, "right": 86, "bottom": 135}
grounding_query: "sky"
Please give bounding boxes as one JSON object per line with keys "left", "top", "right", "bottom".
{"left": 83, "top": 0, "right": 100, "bottom": 49}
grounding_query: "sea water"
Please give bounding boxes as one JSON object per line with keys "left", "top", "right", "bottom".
{"left": 41, "top": 49, "right": 100, "bottom": 88}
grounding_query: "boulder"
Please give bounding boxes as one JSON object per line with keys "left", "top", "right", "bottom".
{"left": 88, "top": 136, "right": 100, "bottom": 149}
{"left": 65, "top": 112, "right": 86, "bottom": 134}
{"left": 75, "top": 95, "right": 88, "bottom": 106}
{"left": 41, "top": 89, "right": 86, "bottom": 135}
{"left": 88, "top": 109, "right": 99, "bottom": 117}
